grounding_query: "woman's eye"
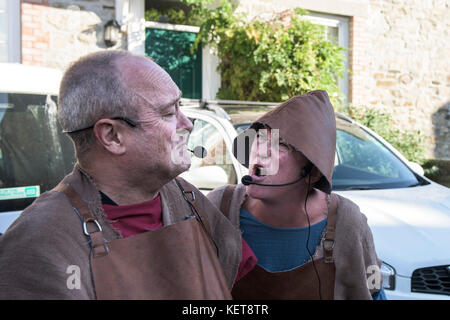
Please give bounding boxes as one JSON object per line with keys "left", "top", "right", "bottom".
{"left": 257, "top": 134, "right": 268, "bottom": 141}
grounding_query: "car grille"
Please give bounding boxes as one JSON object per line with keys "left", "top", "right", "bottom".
{"left": 411, "top": 265, "right": 450, "bottom": 295}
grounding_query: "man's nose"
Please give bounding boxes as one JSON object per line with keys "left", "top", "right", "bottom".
{"left": 177, "top": 110, "right": 193, "bottom": 132}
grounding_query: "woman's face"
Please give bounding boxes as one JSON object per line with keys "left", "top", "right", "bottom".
{"left": 246, "top": 128, "right": 310, "bottom": 200}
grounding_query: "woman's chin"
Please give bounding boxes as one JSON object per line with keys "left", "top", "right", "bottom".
{"left": 246, "top": 184, "right": 273, "bottom": 200}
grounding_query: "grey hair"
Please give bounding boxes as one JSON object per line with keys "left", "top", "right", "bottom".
{"left": 58, "top": 50, "right": 143, "bottom": 158}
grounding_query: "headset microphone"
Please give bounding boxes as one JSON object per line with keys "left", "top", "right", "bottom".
{"left": 241, "top": 163, "right": 313, "bottom": 187}
{"left": 188, "top": 146, "right": 207, "bottom": 158}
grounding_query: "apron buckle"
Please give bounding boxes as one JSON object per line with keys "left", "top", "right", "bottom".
{"left": 83, "top": 219, "right": 102, "bottom": 236}
{"left": 323, "top": 238, "right": 335, "bottom": 263}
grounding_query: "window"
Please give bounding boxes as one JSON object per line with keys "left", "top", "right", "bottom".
{"left": 144, "top": 0, "right": 202, "bottom": 99}
{"left": 0, "top": 93, "right": 76, "bottom": 212}
{"left": 0, "top": 0, "right": 20, "bottom": 63}
{"left": 180, "top": 118, "right": 237, "bottom": 190}
{"left": 305, "top": 12, "right": 350, "bottom": 105}
{"left": 332, "top": 118, "right": 419, "bottom": 190}
{"left": 144, "top": 23, "right": 202, "bottom": 99}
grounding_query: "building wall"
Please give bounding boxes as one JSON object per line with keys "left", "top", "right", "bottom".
{"left": 19, "top": 0, "right": 450, "bottom": 159}
{"left": 362, "top": 0, "right": 449, "bottom": 159}
{"left": 21, "top": 0, "right": 126, "bottom": 70}
{"left": 238, "top": 0, "right": 450, "bottom": 159}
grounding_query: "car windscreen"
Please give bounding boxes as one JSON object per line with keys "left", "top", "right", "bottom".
{"left": 333, "top": 118, "right": 420, "bottom": 190}
{"left": 0, "top": 92, "right": 76, "bottom": 212}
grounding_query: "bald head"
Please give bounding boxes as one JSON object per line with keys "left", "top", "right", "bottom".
{"left": 115, "top": 55, "right": 181, "bottom": 110}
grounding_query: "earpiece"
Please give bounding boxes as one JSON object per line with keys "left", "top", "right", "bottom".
{"left": 301, "top": 162, "right": 314, "bottom": 178}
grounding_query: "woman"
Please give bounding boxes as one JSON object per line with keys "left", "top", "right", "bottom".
{"left": 207, "top": 90, "right": 386, "bottom": 300}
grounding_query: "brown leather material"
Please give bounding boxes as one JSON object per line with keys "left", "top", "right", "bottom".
{"left": 54, "top": 182, "right": 232, "bottom": 300}
{"left": 220, "top": 184, "right": 236, "bottom": 218}
{"left": 91, "top": 218, "right": 232, "bottom": 299}
{"left": 53, "top": 184, "right": 94, "bottom": 223}
{"left": 232, "top": 258, "right": 335, "bottom": 300}
{"left": 324, "top": 193, "right": 339, "bottom": 264}
{"left": 230, "top": 193, "right": 339, "bottom": 300}
{"left": 54, "top": 184, "right": 110, "bottom": 254}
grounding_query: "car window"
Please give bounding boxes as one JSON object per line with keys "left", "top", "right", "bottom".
{"left": 0, "top": 92, "right": 76, "bottom": 212}
{"left": 333, "top": 118, "right": 420, "bottom": 190}
{"left": 182, "top": 118, "right": 237, "bottom": 189}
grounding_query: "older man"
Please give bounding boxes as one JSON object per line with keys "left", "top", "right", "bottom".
{"left": 0, "top": 50, "right": 244, "bottom": 299}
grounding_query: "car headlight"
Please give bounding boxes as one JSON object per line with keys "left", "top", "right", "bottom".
{"left": 381, "top": 262, "right": 396, "bottom": 290}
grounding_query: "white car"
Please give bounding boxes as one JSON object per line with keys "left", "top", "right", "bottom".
{"left": 180, "top": 103, "right": 450, "bottom": 300}
{"left": 1, "top": 63, "right": 449, "bottom": 300}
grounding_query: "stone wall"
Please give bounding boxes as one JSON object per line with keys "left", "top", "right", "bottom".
{"left": 22, "top": 0, "right": 126, "bottom": 70}
{"left": 237, "top": 0, "right": 450, "bottom": 159}
{"left": 361, "top": 0, "right": 449, "bottom": 159}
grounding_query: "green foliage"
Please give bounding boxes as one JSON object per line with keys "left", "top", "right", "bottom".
{"left": 145, "top": 1, "right": 347, "bottom": 106}
{"left": 339, "top": 104, "right": 426, "bottom": 163}
{"left": 145, "top": 0, "right": 216, "bottom": 26}
{"left": 421, "top": 159, "right": 450, "bottom": 187}
{"left": 195, "top": 5, "right": 347, "bottom": 106}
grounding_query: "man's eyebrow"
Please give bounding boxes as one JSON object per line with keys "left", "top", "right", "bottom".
{"left": 160, "top": 91, "right": 182, "bottom": 110}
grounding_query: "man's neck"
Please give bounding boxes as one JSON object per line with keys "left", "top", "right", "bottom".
{"left": 79, "top": 161, "right": 162, "bottom": 206}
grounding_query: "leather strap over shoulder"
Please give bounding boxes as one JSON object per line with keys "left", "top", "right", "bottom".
{"left": 53, "top": 183, "right": 110, "bottom": 258}
{"left": 53, "top": 183, "right": 94, "bottom": 223}
{"left": 174, "top": 178, "right": 219, "bottom": 257}
{"left": 219, "top": 184, "right": 236, "bottom": 219}
{"left": 323, "top": 193, "right": 339, "bottom": 263}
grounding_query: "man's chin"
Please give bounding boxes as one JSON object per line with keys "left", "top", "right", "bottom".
{"left": 173, "top": 160, "right": 191, "bottom": 177}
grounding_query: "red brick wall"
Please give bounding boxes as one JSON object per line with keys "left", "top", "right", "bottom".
{"left": 21, "top": 0, "right": 50, "bottom": 66}
{"left": 349, "top": 15, "right": 370, "bottom": 107}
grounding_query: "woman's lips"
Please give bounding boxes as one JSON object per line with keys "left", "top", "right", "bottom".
{"left": 250, "top": 165, "right": 266, "bottom": 182}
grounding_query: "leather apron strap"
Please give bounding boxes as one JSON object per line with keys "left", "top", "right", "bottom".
{"left": 53, "top": 183, "right": 110, "bottom": 257}
{"left": 324, "top": 193, "right": 339, "bottom": 263}
{"left": 220, "top": 184, "right": 236, "bottom": 218}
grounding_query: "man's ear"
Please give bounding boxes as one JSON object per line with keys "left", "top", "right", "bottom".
{"left": 92, "top": 119, "right": 126, "bottom": 155}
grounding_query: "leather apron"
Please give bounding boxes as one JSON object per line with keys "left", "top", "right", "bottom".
{"left": 54, "top": 181, "right": 231, "bottom": 300}
{"left": 220, "top": 185, "right": 339, "bottom": 300}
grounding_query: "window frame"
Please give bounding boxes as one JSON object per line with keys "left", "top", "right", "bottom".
{"left": 304, "top": 12, "right": 350, "bottom": 105}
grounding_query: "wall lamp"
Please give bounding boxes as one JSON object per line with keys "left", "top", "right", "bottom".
{"left": 104, "top": 19, "right": 121, "bottom": 48}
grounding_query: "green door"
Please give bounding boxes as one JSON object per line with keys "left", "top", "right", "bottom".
{"left": 145, "top": 28, "right": 202, "bottom": 99}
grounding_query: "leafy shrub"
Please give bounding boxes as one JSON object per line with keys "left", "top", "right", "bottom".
{"left": 196, "top": 4, "right": 347, "bottom": 106}
{"left": 145, "top": 1, "right": 346, "bottom": 107}
{"left": 421, "top": 159, "right": 450, "bottom": 187}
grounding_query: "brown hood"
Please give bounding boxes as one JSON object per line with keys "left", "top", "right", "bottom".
{"left": 233, "top": 90, "right": 336, "bottom": 194}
